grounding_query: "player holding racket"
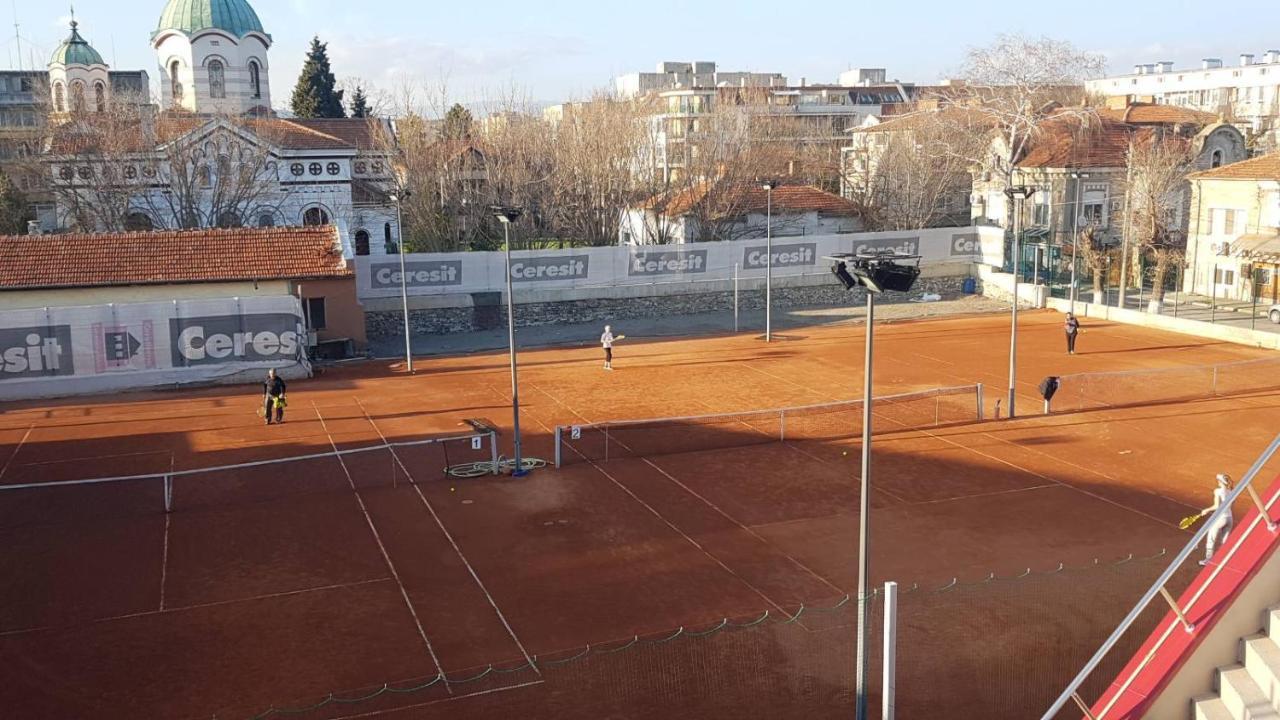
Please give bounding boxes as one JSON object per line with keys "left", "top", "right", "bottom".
{"left": 1185, "top": 473, "right": 1234, "bottom": 566}
{"left": 600, "top": 325, "right": 625, "bottom": 370}
{"left": 262, "top": 368, "right": 287, "bottom": 425}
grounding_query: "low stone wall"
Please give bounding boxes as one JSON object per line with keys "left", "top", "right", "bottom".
{"left": 366, "top": 275, "right": 971, "bottom": 338}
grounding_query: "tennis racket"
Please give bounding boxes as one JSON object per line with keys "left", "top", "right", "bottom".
{"left": 615, "top": 334, "right": 626, "bottom": 341}
{"left": 1178, "top": 514, "right": 1202, "bottom": 530}
{"left": 256, "top": 404, "right": 267, "bottom": 418}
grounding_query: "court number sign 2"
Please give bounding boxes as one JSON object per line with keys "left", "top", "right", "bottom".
{"left": 570, "top": 426, "right": 582, "bottom": 440}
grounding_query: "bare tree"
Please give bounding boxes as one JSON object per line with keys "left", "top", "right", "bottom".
{"left": 1076, "top": 224, "right": 1116, "bottom": 301}
{"left": 1124, "top": 131, "right": 1197, "bottom": 309}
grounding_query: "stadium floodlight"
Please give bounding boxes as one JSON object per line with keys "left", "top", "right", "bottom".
{"left": 1003, "top": 186, "right": 1037, "bottom": 419}
{"left": 389, "top": 189, "right": 413, "bottom": 373}
{"left": 491, "top": 205, "right": 528, "bottom": 476}
{"left": 760, "top": 179, "right": 779, "bottom": 342}
{"left": 824, "top": 249, "right": 920, "bottom": 720}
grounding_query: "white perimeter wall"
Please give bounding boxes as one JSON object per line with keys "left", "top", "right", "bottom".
{"left": 357, "top": 226, "right": 1004, "bottom": 309}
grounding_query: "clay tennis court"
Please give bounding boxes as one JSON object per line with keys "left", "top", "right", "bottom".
{"left": 2, "top": 309, "right": 1278, "bottom": 719}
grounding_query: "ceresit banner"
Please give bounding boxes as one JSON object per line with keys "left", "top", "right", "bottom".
{"left": 0, "top": 296, "right": 309, "bottom": 400}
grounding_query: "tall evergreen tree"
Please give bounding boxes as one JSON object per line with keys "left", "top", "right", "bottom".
{"left": 0, "top": 172, "right": 31, "bottom": 235}
{"left": 290, "top": 37, "right": 346, "bottom": 119}
{"left": 350, "top": 86, "right": 371, "bottom": 118}
{"left": 440, "top": 103, "right": 473, "bottom": 142}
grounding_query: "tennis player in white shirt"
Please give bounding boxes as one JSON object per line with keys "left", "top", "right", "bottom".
{"left": 600, "top": 325, "right": 625, "bottom": 370}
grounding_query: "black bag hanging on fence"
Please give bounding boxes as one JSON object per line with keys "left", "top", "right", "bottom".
{"left": 1038, "top": 376, "right": 1060, "bottom": 402}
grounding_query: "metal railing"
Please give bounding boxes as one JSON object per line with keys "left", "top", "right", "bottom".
{"left": 1041, "top": 432, "right": 1280, "bottom": 720}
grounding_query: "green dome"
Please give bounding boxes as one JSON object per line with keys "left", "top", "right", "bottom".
{"left": 50, "top": 21, "right": 105, "bottom": 66}
{"left": 154, "top": 0, "right": 266, "bottom": 39}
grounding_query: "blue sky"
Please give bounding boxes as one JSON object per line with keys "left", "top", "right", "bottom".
{"left": 7, "top": 0, "right": 1280, "bottom": 112}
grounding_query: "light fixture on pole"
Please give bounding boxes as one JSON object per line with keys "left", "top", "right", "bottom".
{"left": 761, "top": 179, "right": 778, "bottom": 342}
{"left": 390, "top": 189, "right": 413, "bottom": 373}
{"left": 492, "top": 205, "right": 528, "bottom": 477}
{"left": 1004, "top": 185, "right": 1036, "bottom": 420}
{"left": 1068, "top": 172, "right": 1089, "bottom": 314}
{"left": 825, "top": 250, "right": 921, "bottom": 720}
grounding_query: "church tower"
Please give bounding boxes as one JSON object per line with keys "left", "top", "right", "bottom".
{"left": 152, "top": 0, "right": 272, "bottom": 115}
{"left": 48, "top": 19, "right": 111, "bottom": 114}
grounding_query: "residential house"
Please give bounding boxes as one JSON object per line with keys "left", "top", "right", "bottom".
{"left": 621, "top": 181, "right": 863, "bottom": 244}
{"left": 1183, "top": 151, "right": 1280, "bottom": 304}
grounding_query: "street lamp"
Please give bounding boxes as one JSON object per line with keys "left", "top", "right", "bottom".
{"left": 1068, "top": 172, "right": 1090, "bottom": 314}
{"left": 827, "top": 250, "right": 921, "bottom": 720}
{"left": 491, "top": 205, "right": 528, "bottom": 477}
{"left": 1005, "top": 185, "right": 1036, "bottom": 419}
{"left": 389, "top": 190, "right": 413, "bottom": 373}
{"left": 761, "top": 179, "right": 778, "bottom": 342}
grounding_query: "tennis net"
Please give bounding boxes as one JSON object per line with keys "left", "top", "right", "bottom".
{"left": 1049, "top": 356, "right": 1280, "bottom": 414}
{"left": 0, "top": 430, "right": 496, "bottom": 527}
{"left": 553, "top": 384, "right": 984, "bottom": 466}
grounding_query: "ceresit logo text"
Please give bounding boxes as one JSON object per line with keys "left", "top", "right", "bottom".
{"left": 950, "top": 233, "right": 980, "bottom": 256}
{"left": 852, "top": 237, "right": 919, "bottom": 256}
{"left": 370, "top": 261, "right": 463, "bottom": 289}
{"left": 628, "top": 249, "right": 707, "bottom": 276}
{"left": 170, "top": 314, "right": 302, "bottom": 366}
{"left": 0, "top": 326, "right": 74, "bottom": 379}
{"left": 510, "top": 256, "right": 590, "bottom": 282}
{"left": 743, "top": 243, "right": 816, "bottom": 269}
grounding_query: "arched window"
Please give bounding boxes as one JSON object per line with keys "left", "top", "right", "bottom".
{"left": 208, "top": 59, "right": 226, "bottom": 99}
{"left": 124, "top": 212, "right": 154, "bottom": 231}
{"left": 53, "top": 83, "right": 65, "bottom": 112}
{"left": 198, "top": 166, "right": 212, "bottom": 188}
{"left": 249, "top": 61, "right": 261, "bottom": 99}
{"left": 170, "top": 61, "right": 183, "bottom": 101}
{"left": 216, "top": 211, "right": 241, "bottom": 228}
{"left": 1211, "top": 149, "right": 1225, "bottom": 169}
{"left": 93, "top": 82, "right": 106, "bottom": 112}
{"left": 303, "top": 207, "right": 330, "bottom": 226}
{"left": 256, "top": 213, "right": 275, "bottom": 228}
{"left": 354, "top": 229, "right": 370, "bottom": 256}
{"left": 70, "top": 81, "right": 85, "bottom": 113}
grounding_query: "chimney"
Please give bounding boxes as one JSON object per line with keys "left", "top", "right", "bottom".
{"left": 1203, "top": 58, "right": 1222, "bottom": 69}
{"left": 800, "top": 77, "right": 806, "bottom": 87}
{"left": 1266, "top": 50, "right": 1280, "bottom": 64}
{"left": 26, "top": 220, "right": 39, "bottom": 235}
{"left": 1157, "top": 61, "right": 1173, "bottom": 73}
{"left": 1133, "top": 64, "right": 1145, "bottom": 74}
{"left": 1241, "top": 53, "right": 1255, "bottom": 66}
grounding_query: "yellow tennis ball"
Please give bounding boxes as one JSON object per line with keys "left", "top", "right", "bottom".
{"left": 842, "top": 451, "right": 848, "bottom": 456}
{"left": 450, "top": 487, "right": 456, "bottom": 492}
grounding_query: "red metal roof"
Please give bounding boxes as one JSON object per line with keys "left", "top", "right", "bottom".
{"left": 0, "top": 225, "right": 350, "bottom": 290}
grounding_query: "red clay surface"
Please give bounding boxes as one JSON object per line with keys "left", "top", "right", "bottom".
{"left": 1, "top": 310, "right": 1278, "bottom": 719}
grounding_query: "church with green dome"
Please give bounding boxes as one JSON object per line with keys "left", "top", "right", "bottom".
{"left": 152, "top": 0, "right": 275, "bottom": 114}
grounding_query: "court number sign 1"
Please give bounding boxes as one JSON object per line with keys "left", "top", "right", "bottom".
{"left": 571, "top": 426, "right": 582, "bottom": 440}
{"left": 471, "top": 436, "right": 483, "bottom": 451}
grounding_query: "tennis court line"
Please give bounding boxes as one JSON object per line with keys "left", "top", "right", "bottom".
{"left": 0, "top": 423, "right": 32, "bottom": 481}
{"left": 159, "top": 452, "right": 174, "bottom": 611}
{"left": 0, "top": 577, "right": 394, "bottom": 637}
{"left": 313, "top": 403, "right": 451, "bottom": 694}
{"left": 329, "top": 680, "right": 545, "bottom": 719}
{"left": 354, "top": 398, "right": 539, "bottom": 677}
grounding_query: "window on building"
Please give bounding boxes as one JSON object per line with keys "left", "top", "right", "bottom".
{"left": 257, "top": 213, "right": 275, "bottom": 228}
{"left": 208, "top": 60, "right": 226, "bottom": 99}
{"left": 306, "top": 297, "right": 327, "bottom": 330}
{"left": 170, "top": 61, "right": 184, "bottom": 102}
{"left": 53, "top": 83, "right": 65, "bottom": 112}
{"left": 216, "top": 211, "right": 241, "bottom": 228}
{"left": 1082, "top": 186, "right": 1108, "bottom": 226}
{"left": 19, "top": 77, "right": 32, "bottom": 92}
{"left": 70, "top": 81, "right": 85, "bottom": 112}
{"left": 93, "top": 82, "right": 106, "bottom": 112}
{"left": 249, "top": 61, "right": 261, "bottom": 99}
{"left": 1032, "top": 192, "right": 1050, "bottom": 226}
{"left": 1214, "top": 268, "right": 1236, "bottom": 284}
{"left": 354, "top": 229, "right": 370, "bottom": 255}
{"left": 1211, "top": 149, "right": 1224, "bottom": 168}
{"left": 1225, "top": 208, "right": 1237, "bottom": 235}
{"left": 303, "top": 207, "right": 330, "bottom": 226}
{"left": 198, "top": 166, "right": 212, "bottom": 188}
{"left": 124, "top": 212, "right": 153, "bottom": 231}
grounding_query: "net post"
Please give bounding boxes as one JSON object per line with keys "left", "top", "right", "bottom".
{"left": 605, "top": 426, "right": 610, "bottom": 463}
{"left": 554, "top": 426, "right": 562, "bottom": 468}
{"left": 489, "top": 431, "right": 499, "bottom": 475}
{"left": 1043, "top": 398, "right": 1050, "bottom": 415}
{"left": 163, "top": 475, "right": 173, "bottom": 513}
{"left": 882, "top": 580, "right": 898, "bottom": 720}
{"left": 934, "top": 393, "right": 940, "bottom": 426}
{"left": 1212, "top": 365, "right": 1219, "bottom": 396}
{"left": 976, "top": 383, "right": 985, "bottom": 421}
{"left": 780, "top": 409, "right": 786, "bottom": 441}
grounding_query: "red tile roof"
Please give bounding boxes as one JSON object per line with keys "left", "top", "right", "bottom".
{"left": 1016, "top": 114, "right": 1142, "bottom": 169}
{"left": 1190, "top": 151, "right": 1280, "bottom": 180}
{"left": 48, "top": 115, "right": 385, "bottom": 155}
{"left": 1096, "top": 103, "right": 1220, "bottom": 126}
{"left": 644, "top": 181, "right": 860, "bottom": 219}
{"left": 0, "top": 226, "right": 350, "bottom": 290}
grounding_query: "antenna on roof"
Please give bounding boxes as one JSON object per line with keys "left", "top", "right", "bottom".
{"left": 12, "top": 0, "right": 20, "bottom": 71}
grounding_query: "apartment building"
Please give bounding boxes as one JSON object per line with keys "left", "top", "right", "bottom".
{"left": 614, "top": 61, "right": 786, "bottom": 99}
{"left": 1086, "top": 51, "right": 1280, "bottom": 150}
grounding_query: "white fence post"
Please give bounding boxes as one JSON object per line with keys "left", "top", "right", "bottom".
{"left": 883, "top": 580, "right": 898, "bottom": 720}
{"left": 976, "top": 383, "right": 985, "bottom": 421}
{"left": 554, "top": 426, "right": 562, "bottom": 468}
{"left": 489, "top": 431, "right": 500, "bottom": 475}
{"left": 734, "top": 262, "right": 740, "bottom": 333}
{"left": 163, "top": 475, "right": 173, "bottom": 513}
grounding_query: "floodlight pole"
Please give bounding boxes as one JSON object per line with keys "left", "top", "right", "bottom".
{"left": 763, "top": 180, "right": 777, "bottom": 342}
{"left": 1069, "top": 172, "right": 1088, "bottom": 314}
{"left": 495, "top": 207, "right": 527, "bottom": 476}
{"left": 1005, "top": 187, "right": 1034, "bottom": 420}
{"left": 854, "top": 285, "right": 875, "bottom": 720}
{"left": 392, "top": 191, "right": 412, "bottom": 373}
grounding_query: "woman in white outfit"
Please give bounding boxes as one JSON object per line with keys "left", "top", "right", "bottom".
{"left": 1197, "top": 473, "right": 1234, "bottom": 566}
{"left": 600, "top": 325, "right": 615, "bottom": 370}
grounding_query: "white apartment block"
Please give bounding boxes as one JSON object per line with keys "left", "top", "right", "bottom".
{"left": 615, "top": 61, "right": 787, "bottom": 98}
{"left": 1086, "top": 51, "right": 1280, "bottom": 149}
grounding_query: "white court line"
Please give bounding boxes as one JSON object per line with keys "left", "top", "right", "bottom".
{"left": 330, "top": 680, "right": 545, "bottom": 719}
{"left": 0, "top": 424, "right": 33, "bottom": 481}
{"left": 312, "top": 403, "right": 452, "bottom": 694}
{"left": 354, "top": 398, "right": 539, "bottom": 676}
{"left": 159, "top": 451, "right": 174, "bottom": 611}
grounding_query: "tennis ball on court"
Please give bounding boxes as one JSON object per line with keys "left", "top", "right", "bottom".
{"left": 842, "top": 451, "right": 848, "bottom": 456}
{"left": 450, "top": 487, "right": 456, "bottom": 492}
